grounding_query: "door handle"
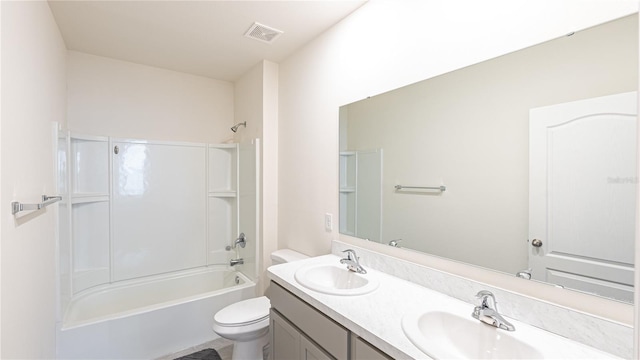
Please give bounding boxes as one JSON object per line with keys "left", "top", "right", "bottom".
{"left": 531, "top": 239, "right": 543, "bottom": 248}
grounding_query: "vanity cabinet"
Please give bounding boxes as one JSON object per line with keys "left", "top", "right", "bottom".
{"left": 351, "top": 337, "right": 392, "bottom": 360}
{"left": 271, "top": 310, "right": 334, "bottom": 360}
{"left": 269, "top": 282, "right": 392, "bottom": 360}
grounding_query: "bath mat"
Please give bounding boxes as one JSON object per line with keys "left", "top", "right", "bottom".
{"left": 175, "top": 348, "right": 222, "bottom": 360}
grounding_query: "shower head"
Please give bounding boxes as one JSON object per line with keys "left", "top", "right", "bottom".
{"left": 231, "top": 122, "right": 247, "bottom": 133}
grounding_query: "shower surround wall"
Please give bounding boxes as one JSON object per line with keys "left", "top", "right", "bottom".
{"left": 59, "top": 134, "right": 253, "bottom": 303}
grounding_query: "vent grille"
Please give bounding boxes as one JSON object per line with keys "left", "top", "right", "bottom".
{"left": 244, "top": 22, "right": 283, "bottom": 44}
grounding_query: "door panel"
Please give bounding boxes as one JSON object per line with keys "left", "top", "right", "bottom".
{"left": 528, "top": 92, "right": 636, "bottom": 302}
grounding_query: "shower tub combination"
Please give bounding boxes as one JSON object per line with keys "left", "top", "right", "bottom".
{"left": 57, "top": 268, "right": 256, "bottom": 359}
{"left": 56, "top": 135, "right": 261, "bottom": 358}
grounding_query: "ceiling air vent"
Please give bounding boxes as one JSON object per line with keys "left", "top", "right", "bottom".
{"left": 244, "top": 22, "right": 283, "bottom": 44}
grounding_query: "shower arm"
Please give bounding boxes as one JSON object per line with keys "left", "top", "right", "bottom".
{"left": 230, "top": 121, "right": 246, "bottom": 133}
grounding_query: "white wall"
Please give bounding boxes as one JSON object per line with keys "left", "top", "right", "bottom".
{"left": 260, "top": 61, "right": 280, "bottom": 291}
{"left": 67, "top": 51, "right": 234, "bottom": 143}
{"left": 278, "top": 0, "right": 637, "bottom": 320}
{"left": 0, "top": 1, "right": 67, "bottom": 358}
{"left": 636, "top": 15, "right": 640, "bottom": 356}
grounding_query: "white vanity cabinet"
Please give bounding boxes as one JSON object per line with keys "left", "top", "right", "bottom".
{"left": 269, "top": 282, "right": 392, "bottom": 360}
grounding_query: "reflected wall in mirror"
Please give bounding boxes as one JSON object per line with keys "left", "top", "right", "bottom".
{"left": 339, "top": 15, "right": 638, "bottom": 303}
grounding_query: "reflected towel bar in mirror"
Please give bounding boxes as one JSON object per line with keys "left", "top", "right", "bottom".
{"left": 11, "top": 195, "right": 62, "bottom": 215}
{"left": 395, "top": 185, "right": 446, "bottom": 191}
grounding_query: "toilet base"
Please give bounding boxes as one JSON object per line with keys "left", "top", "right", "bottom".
{"left": 231, "top": 331, "right": 269, "bottom": 360}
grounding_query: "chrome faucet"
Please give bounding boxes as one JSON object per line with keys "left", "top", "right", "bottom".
{"left": 340, "top": 249, "right": 367, "bottom": 274}
{"left": 472, "top": 290, "right": 515, "bottom": 331}
{"left": 388, "top": 239, "right": 402, "bottom": 247}
{"left": 229, "top": 258, "right": 244, "bottom": 266}
{"left": 515, "top": 269, "right": 532, "bottom": 280}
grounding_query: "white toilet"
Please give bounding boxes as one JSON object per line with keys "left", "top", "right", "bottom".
{"left": 212, "top": 249, "right": 308, "bottom": 360}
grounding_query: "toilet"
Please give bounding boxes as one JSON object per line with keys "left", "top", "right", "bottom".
{"left": 212, "top": 249, "right": 308, "bottom": 360}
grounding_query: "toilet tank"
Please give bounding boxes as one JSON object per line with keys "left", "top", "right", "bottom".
{"left": 271, "top": 249, "right": 308, "bottom": 266}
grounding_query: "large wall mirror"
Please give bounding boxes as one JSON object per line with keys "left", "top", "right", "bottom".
{"left": 339, "top": 14, "right": 638, "bottom": 303}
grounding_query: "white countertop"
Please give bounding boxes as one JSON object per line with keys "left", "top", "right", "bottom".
{"left": 267, "top": 254, "right": 620, "bottom": 360}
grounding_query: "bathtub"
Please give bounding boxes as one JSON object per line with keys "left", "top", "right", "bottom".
{"left": 56, "top": 267, "right": 256, "bottom": 359}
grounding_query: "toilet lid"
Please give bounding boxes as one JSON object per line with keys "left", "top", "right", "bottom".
{"left": 214, "top": 296, "right": 271, "bottom": 326}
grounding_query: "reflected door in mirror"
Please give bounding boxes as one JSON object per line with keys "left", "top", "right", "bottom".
{"left": 528, "top": 92, "right": 637, "bottom": 302}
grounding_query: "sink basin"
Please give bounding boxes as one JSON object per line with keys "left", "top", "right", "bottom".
{"left": 294, "top": 263, "right": 379, "bottom": 296}
{"left": 402, "top": 310, "right": 543, "bottom": 359}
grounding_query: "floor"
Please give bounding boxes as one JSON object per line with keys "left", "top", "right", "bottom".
{"left": 175, "top": 348, "right": 223, "bottom": 360}
{"left": 156, "top": 338, "right": 233, "bottom": 360}
{"left": 158, "top": 337, "right": 270, "bottom": 360}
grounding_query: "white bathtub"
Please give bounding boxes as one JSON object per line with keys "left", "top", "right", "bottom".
{"left": 56, "top": 268, "right": 256, "bottom": 359}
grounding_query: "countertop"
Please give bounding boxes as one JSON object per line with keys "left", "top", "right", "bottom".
{"left": 267, "top": 254, "right": 620, "bottom": 360}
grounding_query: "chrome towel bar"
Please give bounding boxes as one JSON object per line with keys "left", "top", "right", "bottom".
{"left": 394, "top": 185, "right": 446, "bottom": 192}
{"left": 11, "top": 195, "right": 62, "bottom": 215}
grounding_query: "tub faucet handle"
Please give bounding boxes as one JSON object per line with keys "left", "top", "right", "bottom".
{"left": 233, "top": 233, "right": 246, "bottom": 248}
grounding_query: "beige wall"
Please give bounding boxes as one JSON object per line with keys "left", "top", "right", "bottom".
{"left": 234, "top": 62, "right": 264, "bottom": 144}
{"left": 342, "top": 15, "right": 637, "bottom": 275}
{"left": 278, "top": 0, "right": 636, "bottom": 322}
{"left": 1, "top": 1, "right": 67, "bottom": 357}
{"left": 67, "top": 51, "right": 234, "bottom": 143}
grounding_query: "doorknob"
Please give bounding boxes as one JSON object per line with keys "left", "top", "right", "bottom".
{"left": 531, "top": 239, "right": 543, "bottom": 247}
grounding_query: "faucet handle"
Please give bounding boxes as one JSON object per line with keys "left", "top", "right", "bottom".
{"left": 475, "top": 290, "right": 497, "bottom": 308}
{"left": 342, "top": 249, "right": 357, "bottom": 260}
{"left": 476, "top": 290, "right": 494, "bottom": 298}
{"left": 233, "top": 233, "right": 246, "bottom": 248}
{"left": 340, "top": 249, "right": 367, "bottom": 274}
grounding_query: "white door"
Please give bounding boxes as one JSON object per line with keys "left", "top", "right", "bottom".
{"left": 529, "top": 92, "right": 637, "bottom": 302}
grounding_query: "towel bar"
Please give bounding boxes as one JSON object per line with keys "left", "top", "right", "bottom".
{"left": 11, "top": 195, "right": 62, "bottom": 215}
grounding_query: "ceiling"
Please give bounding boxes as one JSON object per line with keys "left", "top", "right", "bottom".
{"left": 48, "top": 0, "right": 367, "bottom": 82}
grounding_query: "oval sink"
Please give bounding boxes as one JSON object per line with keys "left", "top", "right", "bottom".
{"left": 294, "top": 263, "right": 379, "bottom": 296}
{"left": 402, "top": 310, "right": 543, "bottom": 359}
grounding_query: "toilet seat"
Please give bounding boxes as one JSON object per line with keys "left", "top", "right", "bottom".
{"left": 214, "top": 296, "right": 270, "bottom": 327}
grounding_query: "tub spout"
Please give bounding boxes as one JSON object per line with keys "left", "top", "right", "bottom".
{"left": 230, "top": 258, "right": 244, "bottom": 266}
